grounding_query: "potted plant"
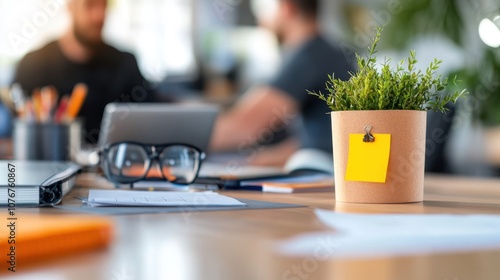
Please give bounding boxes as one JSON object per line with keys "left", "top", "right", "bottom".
{"left": 310, "top": 28, "right": 466, "bottom": 203}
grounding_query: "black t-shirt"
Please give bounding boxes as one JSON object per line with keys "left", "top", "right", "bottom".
{"left": 13, "top": 41, "right": 150, "bottom": 144}
{"left": 269, "top": 36, "right": 355, "bottom": 153}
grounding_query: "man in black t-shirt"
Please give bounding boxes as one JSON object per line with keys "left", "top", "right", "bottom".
{"left": 210, "top": 0, "right": 354, "bottom": 165}
{"left": 13, "top": 0, "right": 150, "bottom": 144}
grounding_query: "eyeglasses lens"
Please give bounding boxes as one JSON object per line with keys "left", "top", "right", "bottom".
{"left": 159, "top": 145, "right": 200, "bottom": 184}
{"left": 106, "top": 143, "right": 149, "bottom": 182}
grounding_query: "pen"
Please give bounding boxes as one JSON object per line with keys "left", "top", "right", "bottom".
{"left": 9, "top": 84, "right": 26, "bottom": 118}
{"left": 65, "top": 83, "right": 88, "bottom": 122}
{"left": 50, "top": 86, "right": 59, "bottom": 121}
{"left": 54, "top": 96, "right": 69, "bottom": 123}
{"left": 24, "top": 100, "right": 35, "bottom": 122}
{"left": 32, "top": 88, "right": 43, "bottom": 122}
{"left": 46, "top": 86, "right": 59, "bottom": 118}
{"left": 40, "top": 86, "right": 55, "bottom": 122}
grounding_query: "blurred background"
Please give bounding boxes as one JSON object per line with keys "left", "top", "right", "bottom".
{"left": 0, "top": 0, "right": 499, "bottom": 177}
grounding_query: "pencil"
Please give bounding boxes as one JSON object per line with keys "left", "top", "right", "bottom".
{"left": 65, "top": 83, "right": 88, "bottom": 122}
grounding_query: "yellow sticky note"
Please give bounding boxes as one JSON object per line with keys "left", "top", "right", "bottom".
{"left": 345, "top": 134, "right": 391, "bottom": 183}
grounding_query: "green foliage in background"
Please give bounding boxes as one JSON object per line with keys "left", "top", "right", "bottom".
{"left": 379, "top": 0, "right": 500, "bottom": 124}
{"left": 309, "top": 28, "right": 466, "bottom": 112}
{"left": 447, "top": 49, "right": 500, "bottom": 125}
{"left": 381, "top": 0, "right": 464, "bottom": 49}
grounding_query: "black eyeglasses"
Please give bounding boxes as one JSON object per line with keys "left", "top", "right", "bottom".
{"left": 100, "top": 142, "right": 206, "bottom": 187}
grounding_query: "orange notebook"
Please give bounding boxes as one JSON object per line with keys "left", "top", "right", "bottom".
{"left": 0, "top": 214, "right": 113, "bottom": 272}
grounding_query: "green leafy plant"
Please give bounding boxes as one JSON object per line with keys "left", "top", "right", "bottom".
{"left": 309, "top": 28, "right": 466, "bottom": 112}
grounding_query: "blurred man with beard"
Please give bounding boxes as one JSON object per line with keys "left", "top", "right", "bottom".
{"left": 13, "top": 0, "right": 149, "bottom": 144}
{"left": 210, "top": 0, "right": 354, "bottom": 167}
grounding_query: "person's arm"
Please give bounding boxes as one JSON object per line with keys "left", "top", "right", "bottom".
{"left": 210, "top": 85, "right": 299, "bottom": 152}
{"left": 248, "top": 137, "right": 299, "bottom": 166}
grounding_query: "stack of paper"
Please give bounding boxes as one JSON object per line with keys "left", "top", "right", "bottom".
{"left": 87, "top": 190, "right": 246, "bottom": 207}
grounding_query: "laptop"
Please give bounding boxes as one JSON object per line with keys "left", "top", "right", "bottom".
{"left": 98, "top": 103, "right": 219, "bottom": 152}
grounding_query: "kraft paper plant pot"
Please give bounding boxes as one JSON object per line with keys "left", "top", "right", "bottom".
{"left": 331, "top": 110, "right": 427, "bottom": 203}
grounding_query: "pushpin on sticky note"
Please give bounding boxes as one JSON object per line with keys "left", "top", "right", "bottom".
{"left": 345, "top": 134, "right": 391, "bottom": 183}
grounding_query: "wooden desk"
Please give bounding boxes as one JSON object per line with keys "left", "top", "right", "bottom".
{"left": 8, "top": 175, "right": 500, "bottom": 280}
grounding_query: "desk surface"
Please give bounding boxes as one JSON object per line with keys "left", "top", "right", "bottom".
{"left": 8, "top": 174, "right": 500, "bottom": 280}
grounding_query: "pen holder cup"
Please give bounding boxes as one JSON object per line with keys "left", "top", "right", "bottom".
{"left": 13, "top": 119, "right": 83, "bottom": 161}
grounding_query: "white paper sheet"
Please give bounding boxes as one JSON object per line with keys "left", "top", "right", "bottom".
{"left": 277, "top": 209, "right": 500, "bottom": 259}
{"left": 87, "top": 190, "right": 246, "bottom": 207}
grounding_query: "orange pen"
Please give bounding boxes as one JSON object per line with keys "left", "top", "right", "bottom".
{"left": 65, "top": 83, "right": 88, "bottom": 122}
{"left": 31, "top": 88, "right": 43, "bottom": 122}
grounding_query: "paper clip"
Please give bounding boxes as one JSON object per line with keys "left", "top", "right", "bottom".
{"left": 363, "top": 126, "right": 375, "bottom": 143}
